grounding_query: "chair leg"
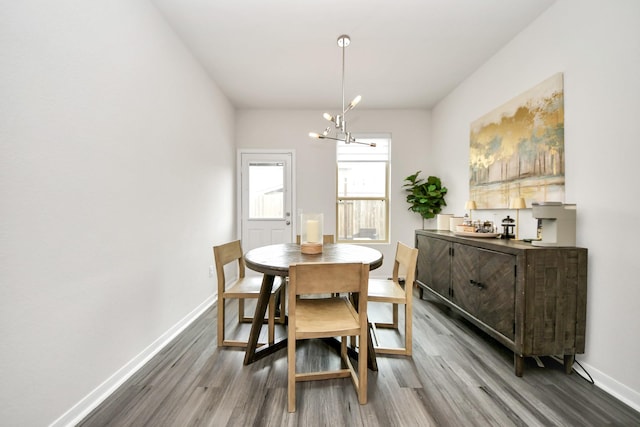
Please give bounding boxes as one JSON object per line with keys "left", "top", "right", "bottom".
{"left": 358, "top": 330, "right": 368, "bottom": 404}
{"left": 268, "top": 295, "right": 275, "bottom": 345}
{"left": 392, "top": 303, "right": 399, "bottom": 329}
{"left": 405, "top": 300, "right": 413, "bottom": 356}
{"left": 217, "top": 297, "right": 225, "bottom": 347}
{"left": 287, "top": 331, "right": 296, "bottom": 412}
{"left": 238, "top": 299, "right": 245, "bottom": 324}
{"left": 277, "top": 284, "right": 286, "bottom": 324}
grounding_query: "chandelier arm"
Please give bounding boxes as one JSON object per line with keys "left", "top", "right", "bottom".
{"left": 311, "top": 133, "right": 376, "bottom": 147}
{"left": 316, "top": 135, "right": 343, "bottom": 142}
{"left": 351, "top": 140, "right": 377, "bottom": 147}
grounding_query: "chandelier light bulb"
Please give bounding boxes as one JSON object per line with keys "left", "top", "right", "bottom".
{"left": 347, "top": 95, "right": 362, "bottom": 110}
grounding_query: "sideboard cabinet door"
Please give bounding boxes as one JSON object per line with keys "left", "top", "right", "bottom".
{"left": 451, "top": 243, "right": 515, "bottom": 340}
{"left": 416, "top": 233, "right": 450, "bottom": 298}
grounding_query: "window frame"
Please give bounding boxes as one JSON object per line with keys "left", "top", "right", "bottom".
{"left": 335, "top": 134, "right": 391, "bottom": 244}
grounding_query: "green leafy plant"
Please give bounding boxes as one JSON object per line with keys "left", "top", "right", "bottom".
{"left": 403, "top": 171, "right": 448, "bottom": 221}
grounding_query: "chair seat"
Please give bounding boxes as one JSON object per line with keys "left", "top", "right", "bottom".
{"left": 368, "top": 279, "right": 405, "bottom": 302}
{"left": 224, "top": 276, "right": 282, "bottom": 298}
{"left": 295, "top": 297, "right": 360, "bottom": 339}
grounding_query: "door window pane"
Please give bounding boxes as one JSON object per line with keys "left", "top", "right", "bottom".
{"left": 249, "top": 162, "right": 284, "bottom": 219}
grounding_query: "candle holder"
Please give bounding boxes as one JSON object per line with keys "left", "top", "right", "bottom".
{"left": 300, "top": 213, "right": 324, "bottom": 254}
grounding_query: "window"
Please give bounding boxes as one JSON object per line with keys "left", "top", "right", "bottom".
{"left": 336, "top": 135, "right": 390, "bottom": 243}
{"left": 248, "top": 162, "right": 284, "bottom": 219}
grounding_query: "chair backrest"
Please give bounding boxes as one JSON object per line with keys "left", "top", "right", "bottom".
{"left": 295, "top": 235, "right": 335, "bottom": 244}
{"left": 392, "top": 242, "right": 419, "bottom": 287}
{"left": 289, "top": 262, "right": 369, "bottom": 296}
{"left": 213, "top": 240, "right": 246, "bottom": 291}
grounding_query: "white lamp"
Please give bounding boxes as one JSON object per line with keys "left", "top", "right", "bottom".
{"left": 509, "top": 197, "right": 526, "bottom": 240}
{"left": 465, "top": 200, "right": 477, "bottom": 221}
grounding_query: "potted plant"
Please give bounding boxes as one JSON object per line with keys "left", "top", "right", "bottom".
{"left": 403, "top": 171, "right": 448, "bottom": 228}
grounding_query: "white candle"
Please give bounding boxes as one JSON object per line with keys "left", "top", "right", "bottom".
{"left": 306, "top": 220, "right": 320, "bottom": 243}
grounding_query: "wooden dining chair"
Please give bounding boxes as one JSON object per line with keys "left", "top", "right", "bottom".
{"left": 213, "top": 240, "right": 284, "bottom": 348}
{"left": 287, "top": 262, "right": 369, "bottom": 412}
{"left": 367, "top": 242, "right": 419, "bottom": 356}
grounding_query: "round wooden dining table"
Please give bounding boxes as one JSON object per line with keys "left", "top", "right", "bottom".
{"left": 242, "top": 243, "right": 383, "bottom": 367}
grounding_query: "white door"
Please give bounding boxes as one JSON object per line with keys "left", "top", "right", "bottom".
{"left": 239, "top": 151, "right": 295, "bottom": 253}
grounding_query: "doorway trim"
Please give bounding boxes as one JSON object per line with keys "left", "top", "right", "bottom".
{"left": 237, "top": 149, "right": 296, "bottom": 247}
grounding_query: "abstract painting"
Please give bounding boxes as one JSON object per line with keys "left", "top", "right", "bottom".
{"left": 469, "top": 73, "right": 564, "bottom": 208}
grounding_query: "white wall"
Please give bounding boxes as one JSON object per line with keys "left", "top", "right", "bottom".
{"left": 431, "top": 0, "right": 640, "bottom": 410}
{"left": 236, "top": 109, "right": 432, "bottom": 276}
{"left": 3, "top": 0, "right": 638, "bottom": 424}
{"left": 0, "top": 1, "right": 235, "bottom": 425}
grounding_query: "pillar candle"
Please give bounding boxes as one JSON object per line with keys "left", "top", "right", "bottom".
{"left": 306, "top": 220, "right": 320, "bottom": 243}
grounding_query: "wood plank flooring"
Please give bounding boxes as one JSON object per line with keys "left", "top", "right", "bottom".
{"left": 79, "top": 289, "right": 640, "bottom": 426}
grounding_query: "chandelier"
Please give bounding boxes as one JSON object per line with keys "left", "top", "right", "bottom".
{"left": 308, "top": 35, "right": 376, "bottom": 147}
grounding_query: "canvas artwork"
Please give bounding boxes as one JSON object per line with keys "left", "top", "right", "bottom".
{"left": 469, "top": 73, "right": 565, "bottom": 208}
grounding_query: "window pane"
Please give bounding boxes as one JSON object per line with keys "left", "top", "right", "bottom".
{"left": 249, "top": 162, "right": 284, "bottom": 219}
{"left": 338, "top": 162, "right": 386, "bottom": 197}
{"left": 337, "top": 138, "right": 389, "bottom": 161}
{"left": 337, "top": 199, "right": 387, "bottom": 241}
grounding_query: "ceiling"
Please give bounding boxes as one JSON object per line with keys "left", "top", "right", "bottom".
{"left": 152, "top": 0, "right": 556, "bottom": 110}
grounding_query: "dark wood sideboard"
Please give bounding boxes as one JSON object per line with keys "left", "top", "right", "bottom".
{"left": 415, "top": 230, "right": 587, "bottom": 376}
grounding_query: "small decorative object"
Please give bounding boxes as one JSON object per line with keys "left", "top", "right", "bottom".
{"left": 457, "top": 214, "right": 475, "bottom": 232}
{"left": 436, "top": 214, "right": 453, "bottom": 231}
{"left": 480, "top": 221, "right": 495, "bottom": 233}
{"left": 449, "top": 216, "right": 464, "bottom": 232}
{"left": 300, "top": 213, "right": 324, "bottom": 254}
{"left": 500, "top": 215, "right": 515, "bottom": 239}
{"left": 465, "top": 200, "right": 477, "bottom": 220}
{"left": 403, "top": 171, "right": 448, "bottom": 228}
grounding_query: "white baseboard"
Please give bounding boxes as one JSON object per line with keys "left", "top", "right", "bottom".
{"left": 573, "top": 360, "right": 640, "bottom": 413}
{"left": 50, "top": 296, "right": 216, "bottom": 427}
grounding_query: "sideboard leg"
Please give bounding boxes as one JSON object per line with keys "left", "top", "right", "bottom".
{"left": 564, "top": 354, "right": 575, "bottom": 374}
{"left": 514, "top": 354, "right": 524, "bottom": 377}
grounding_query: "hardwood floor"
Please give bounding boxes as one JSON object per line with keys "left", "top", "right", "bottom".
{"left": 79, "top": 289, "right": 640, "bottom": 426}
